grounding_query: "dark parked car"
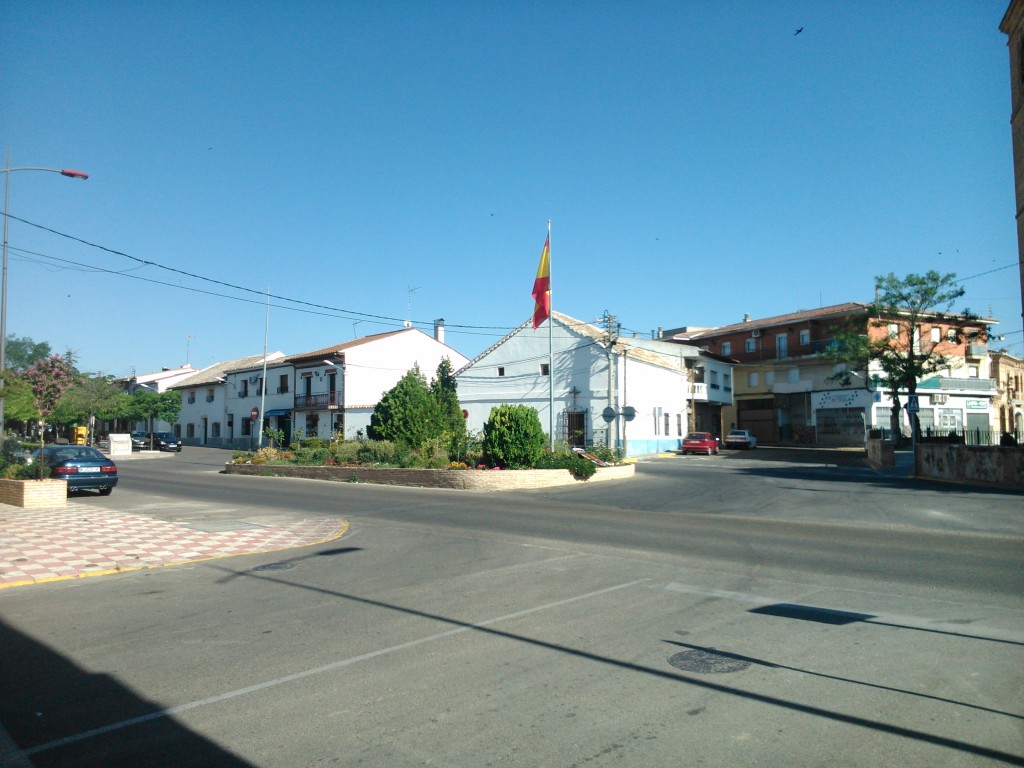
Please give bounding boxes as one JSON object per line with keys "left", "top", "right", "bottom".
{"left": 130, "top": 431, "right": 149, "bottom": 450}
{"left": 681, "top": 432, "right": 719, "bottom": 455}
{"left": 31, "top": 446, "right": 118, "bottom": 495}
{"left": 148, "top": 432, "right": 182, "bottom": 452}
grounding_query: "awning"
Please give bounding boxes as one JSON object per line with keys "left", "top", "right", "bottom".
{"left": 264, "top": 409, "right": 291, "bottom": 417}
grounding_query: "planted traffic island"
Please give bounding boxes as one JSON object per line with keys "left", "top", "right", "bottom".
{"left": 224, "top": 461, "right": 634, "bottom": 491}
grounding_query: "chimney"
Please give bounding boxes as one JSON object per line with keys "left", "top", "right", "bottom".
{"left": 743, "top": 313, "right": 751, "bottom": 323}
{"left": 434, "top": 318, "right": 445, "bottom": 344}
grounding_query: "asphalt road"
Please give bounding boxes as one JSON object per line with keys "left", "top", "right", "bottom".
{"left": 2, "top": 447, "right": 1021, "bottom": 767}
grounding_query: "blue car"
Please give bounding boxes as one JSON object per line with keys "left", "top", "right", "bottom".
{"left": 31, "top": 446, "right": 118, "bottom": 495}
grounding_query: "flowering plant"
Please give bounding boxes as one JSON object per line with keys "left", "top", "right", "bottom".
{"left": 22, "top": 355, "right": 75, "bottom": 479}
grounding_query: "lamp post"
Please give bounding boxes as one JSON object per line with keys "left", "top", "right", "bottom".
{"left": 0, "top": 150, "right": 88, "bottom": 430}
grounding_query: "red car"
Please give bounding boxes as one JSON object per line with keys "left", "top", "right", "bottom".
{"left": 681, "top": 432, "right": 719, "bottom": 455}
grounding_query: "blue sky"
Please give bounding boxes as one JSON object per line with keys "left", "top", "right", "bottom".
{"left": 2, "top": 1, "right": 1020, "bottom": 377}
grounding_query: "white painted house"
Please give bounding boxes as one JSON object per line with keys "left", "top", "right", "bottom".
{"left": 285, "top": 322, "right": 469, "bottom": 442}
{"left": 455, "top": 311, "right": 733, "bottom": 457}
{"left": 117, "top": 363, "right": 200, "bottom": 433}
{"left": 172, "top": 352, "right": 286, "bottom": 448}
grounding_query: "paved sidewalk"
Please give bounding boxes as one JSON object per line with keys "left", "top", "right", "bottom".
{"left": 0, "top": 503, "right": 347, "bottom": 589}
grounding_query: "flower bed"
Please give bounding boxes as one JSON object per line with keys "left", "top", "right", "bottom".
{"left": 223, "top": 462, "right": 634, "bottom": 490}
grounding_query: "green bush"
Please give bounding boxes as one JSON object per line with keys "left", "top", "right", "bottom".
{"left": 293, "top": 444, "right": 331, "bottom": 465}
{"left": 357, "top": 440, "right": 398, "bottom": 465}
{"left": 533, "top": 450, "right": 597, "bottom": 480}
{"left": 585, "top": 445, "right": 621, "bottom": 464}
{"left": 482, "top": 404, "right": 546, "bottom": 469}
{"left": 330, "top": 440, "right": 363, "bottom": 464}
{"left": 1, "top": 462, "right": 49, "bottom": 480}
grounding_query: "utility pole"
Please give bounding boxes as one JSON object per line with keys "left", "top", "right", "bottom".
{"left": 600, "top": 311, "right": 621, "bottom": 452}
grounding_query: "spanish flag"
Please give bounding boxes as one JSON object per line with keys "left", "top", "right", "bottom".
{"left": 531, "top": 233, "right": 551, "bottom": 330}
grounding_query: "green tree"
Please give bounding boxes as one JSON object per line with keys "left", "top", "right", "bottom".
{"left": 825, "top": 270, "right": 986, "bottom": 438}
{"left": 430, "top": 357, "right": 466, "bottom": 457}
{"left": 127, "top": 390, "right": 182, "bottom": 445}
{"left": 482, "top": 404, "right": 546, "bottom": 468}
{"left": 3, "top": 335, "right": 51, "bottom": 372}
{"left": 53, "top": 374, "right": 132, "bottom": 440}
{"left": 23, "top": 355, "right": 75, "bottom": 478}
{"left": 368, "top": 365, "right": 441, "bottom": 447}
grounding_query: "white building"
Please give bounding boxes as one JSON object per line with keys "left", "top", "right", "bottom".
{"left": 172, "top": 353, "right": 286, "bottom": 448}
{"left": 117, "top": 363, "right": 200, "bottom": 433}
{"left": 456, "top": 312, "right": 733, "bottom": 457}
{"left": 285, "top": 321, "right": 469, "bottom": 442}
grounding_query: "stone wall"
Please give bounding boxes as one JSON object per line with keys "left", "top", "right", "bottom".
{"left": 916, "top": 444, "right": 1024, "bottom": 489}
{"left": 224, "top": 462, "right": 635, "bottom": 490}
{"left": 865, "top": 438, "right": 894, "bottom": 469}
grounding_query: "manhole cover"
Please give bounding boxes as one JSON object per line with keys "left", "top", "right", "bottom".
{"left": 668, "top": 649, "right": 751, "bottom": 674}
{"left": 251, "top": 562, "right": 295, "bottom": 572}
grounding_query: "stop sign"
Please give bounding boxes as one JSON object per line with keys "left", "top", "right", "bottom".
{"left": 251, "top": 407, "right": 259, "bottom": 420}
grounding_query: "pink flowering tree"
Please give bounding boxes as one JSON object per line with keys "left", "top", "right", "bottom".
{"left": 22, "top": 355, "right": 75, "bottom": 479}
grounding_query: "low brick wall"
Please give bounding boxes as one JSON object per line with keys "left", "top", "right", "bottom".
{"left": 916, "top": 444, "right": 1024, "bottom": 489}
{"left": 0, "top": 478, "right": 67, "bottom": 508}
{"left": 224, "top": 462, "right": 635, "bottom": 490}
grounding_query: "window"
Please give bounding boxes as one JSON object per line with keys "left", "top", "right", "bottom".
{"left": 799, "top": 329, "right": 810, "bottom": 345}
{"left": 212, "top": 421, "right": 221, "bottom": 438}
{"left": 931, "top": 327, "right": 941, "bottom": 343}
{"left": 776, "top": 334, "right": 788, "bottom": 358}
{"left": 540, "top": 363, "right": 550, "bottom": 376}
{"left": 206, "top": 388, "right": 215, "bottom": 403}
{"left": 745, "top": 338, "right": 756, "bottom": 353}
{"left": 968, "top": 366, "right": 979, "bottom": 377}
{"left": 724, "top": 373, "right": 731, "bottom": 392}
{"left": 748, "top": 371, "right": 759, "bottom": 387}
{"left": 497, "top": 367, "right": 505, "bottom": 377}
{"left": 677, "top": 414, "right": 683, "bottom": 436}
{"left": 887, "top": 323, "right": 899, "bottom": 339}
{"left": 240, "top": 379, "right": 249, "bottom": 397}
{"left": 186, "top": 423, "right": 195, "bottom": 438}
{"left": 664, "top": 413, "right": 670, "bottom": 436}
{"left": 257, "top": 377, "right": 264, "bottom": 396}
{"left": 710, "top": 370, "right": 719, "bottom": 389}
{"left": 946, "top": 328, "right": 957, "bottom": 342}
{"left": 187, "top": 390, "right": 196, "bottom": 404}
{"left": 241, "top": 418, "right": 251, "bottom": 436}
{"left": 721, "top": 341, "right": 731, "bottom": 356}
{"left": 279, "top": 374, "right": 289, "bottom": 394}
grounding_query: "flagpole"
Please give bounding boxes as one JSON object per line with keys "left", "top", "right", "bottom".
{"left": 547, "top": 220, "right": 554, "bottom": 451}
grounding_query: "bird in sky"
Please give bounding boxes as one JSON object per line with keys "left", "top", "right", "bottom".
{"left": 794, "top": 27, "right": 803, "bottom": 35}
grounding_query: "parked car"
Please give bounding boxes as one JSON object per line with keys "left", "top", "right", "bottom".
{"left": 130, "top": 431, "right": 149, "bottom": 450}
{"left": 723, "top": 429, "right": 758, "bottom": 449}
{"left": 147, "top": 431, "right": 182, "bottom": 452}
{"left": 30, "top": 446, "right": 118, "bottom": 495}
{"left": 681, "top": 432, "right": 719, "bottom": 455}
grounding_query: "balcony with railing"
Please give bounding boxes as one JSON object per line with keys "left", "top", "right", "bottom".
{"left": 294, "top": 391, "right": 341, "bottom": 410}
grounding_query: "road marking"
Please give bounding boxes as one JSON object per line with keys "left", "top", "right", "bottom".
{"left": 25, "top": 578, "right": 648, "bottom": 756}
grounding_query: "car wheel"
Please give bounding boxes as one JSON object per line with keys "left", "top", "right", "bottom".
{"left": 99, "top": 487, "right": 113, "bottom": 496}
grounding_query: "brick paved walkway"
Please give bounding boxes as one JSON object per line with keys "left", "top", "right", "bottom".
{"left": 0, "top": 504, "right": 347, "bottom": 588}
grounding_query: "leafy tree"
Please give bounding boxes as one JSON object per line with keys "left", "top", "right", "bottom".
{"left": 3, "top": 335, "right": 51, "bottom": 372}
{"left": 52, "top": 374, "right": 132, "bottom": 439}
{"left": 482, "top": 404, "right": 545, "bottom": 468}
{"left": 368, "top": 365, "right": 441, "bottom": 447}
{"left": 23, "top": 355, "right": 75, "bottom": 478}
{"left": 0, "top": 375, "right": 40, "bottom": 425}
{"left": 430, "top": 357, "right": 466, "bottom": 457}
{"left": 127, "top": 390, "right": 182, "bottom": 444}
{"left": 825, "top": 270, "right": 986, "bottom": 438}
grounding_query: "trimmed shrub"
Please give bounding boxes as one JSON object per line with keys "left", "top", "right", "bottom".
{"left": 357, "top": 440, "right": 398, "bottom": 465}
{"left": 330, "top": 440, "right": 363, "bottom": 464}
{"left": 483, "top": 404, "right": 545, "bottom": 469}
{"left": 293, "top": 443, "right": 331, "bottom": 465}
{"left": 534, "top": 450, "right": 597, "bottom": 480}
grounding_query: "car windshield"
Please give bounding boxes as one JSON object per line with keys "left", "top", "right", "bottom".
{"left": 43, "top": 446, "right": 105, "bottom": 462}
{"left": 728, "top": 430, "right": 746, "bottom": 437}
{"left": 685, "top": 433, "right": 708, "bottom": 440}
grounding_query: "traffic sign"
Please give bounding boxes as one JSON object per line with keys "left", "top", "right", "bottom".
{"left": 906, "top": 395, "right": 919, "bottom": 413}
{"left": 251, "top": 407, "right": 260, "bottom": 420}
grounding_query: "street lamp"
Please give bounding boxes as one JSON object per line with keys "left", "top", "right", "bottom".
{"left": 0, "top": 150, "right": 88, "bottom": 430}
